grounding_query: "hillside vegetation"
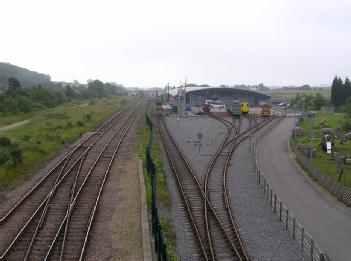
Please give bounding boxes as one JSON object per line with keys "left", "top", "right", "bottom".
{"left": 0, "top": 63, "right": 53, "bottom": 88}
{"left": 0, "top": 96, "right": 133, "bottom": 194}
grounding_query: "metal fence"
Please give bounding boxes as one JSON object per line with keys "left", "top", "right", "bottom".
{"left": 252, "top": 117, "right": 329, "bottom": 261}
{"left": 291, "top": 140, "right": 351, "bottom": 207}
{"left": 145, "top": 113, "right": 168, "bottom": 261}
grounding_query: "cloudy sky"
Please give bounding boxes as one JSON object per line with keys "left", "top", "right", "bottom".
{"left": 1, "top": 0, "right": 350, "bottom": 87}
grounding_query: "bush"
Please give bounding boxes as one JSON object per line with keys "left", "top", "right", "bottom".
{"left": 21, "top": 135, "right": 31, "bottom": 141}
{"left": 0, "top": 143, "right": 22, "bottom": 168}
{"left": 84, "top": 113, "right": 92, "bottom": 120}
{"left": 343, "top": 120, "right": 351, "bottom": 131}
{"left": 76, "top": 120, "right": 85, "bottom": 127}
{"left": 0, "top": 137, "right": 12, "bottom": 146}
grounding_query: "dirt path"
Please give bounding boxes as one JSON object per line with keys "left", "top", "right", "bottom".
{"left": 0, "top": 119, "right": 31, "bottom": 133}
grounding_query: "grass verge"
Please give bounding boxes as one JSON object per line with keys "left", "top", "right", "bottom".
{"left": 138, "top": 105, "right": 178, "bottom": 260}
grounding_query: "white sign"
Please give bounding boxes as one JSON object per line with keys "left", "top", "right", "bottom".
{"left": 327, "top": 142, "right": 332, "bottom": 154}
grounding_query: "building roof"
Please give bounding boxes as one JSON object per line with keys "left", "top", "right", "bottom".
{"left": 169, "top": 86, "right": 270, "bottom": 99}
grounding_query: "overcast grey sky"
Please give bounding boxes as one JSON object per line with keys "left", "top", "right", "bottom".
{"left": 1, "top": 0, "right": 350, "bottom": 87}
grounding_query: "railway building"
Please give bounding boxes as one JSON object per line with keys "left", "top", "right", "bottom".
{"left": 169, "top": 86, "right": 271, "bottom": 107}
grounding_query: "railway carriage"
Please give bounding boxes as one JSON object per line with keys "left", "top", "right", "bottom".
{"left": 230, "top": 100, "right": 241, "bottom": 117}
{"left": 240, "top": 102, "right": 250, "bottom": 115}
{"left": 260, "top": 104, "right": 271, "bottom": 117}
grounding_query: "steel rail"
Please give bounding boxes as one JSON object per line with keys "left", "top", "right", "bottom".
{"left": 0, "top": 101, "right": 136, "bottom": 223}
{"left": 204, "top": 116, "right": 245, "bottom": 260}
{"left": 42, "top": 102, "right": 143, "bottom": 260}
{"left": 157, "top": 111, "right": 210, "bottom": 260}
{"left": 0, "top": 101, "right": 142, "bottom": 260}
{"left": 206, "top": 115, "right": 277, "bottom": 260}
{"left": 158, "top": 111, "right": 242, "bottom": 260}
{"left": 78, "top": 102, "right": 143, "bottom": 260}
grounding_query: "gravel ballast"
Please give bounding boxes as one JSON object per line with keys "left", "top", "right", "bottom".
{"left": 164, "top": 115, "right": 307, "bottom": 260}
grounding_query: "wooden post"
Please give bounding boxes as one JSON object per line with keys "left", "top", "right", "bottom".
{"left": 273, "top": 195, "right": 277, "bottom": 213}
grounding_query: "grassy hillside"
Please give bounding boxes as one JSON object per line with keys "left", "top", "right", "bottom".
{"left": 0, "top": 62, "right": 53, "bottom": 88}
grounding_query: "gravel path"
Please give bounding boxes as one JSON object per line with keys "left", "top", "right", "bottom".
{"left": 164, "top": 115, "right": 308, "bottom": 260}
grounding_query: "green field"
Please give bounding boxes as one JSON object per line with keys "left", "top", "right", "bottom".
{"left": 0, "top": 96, "right": 133, "bottom": 193}
{"left": 265, "top": 89, "right": 331, "bottom": 99}
{"left": 295, "top": 113, "right": 351, "bottom": 187}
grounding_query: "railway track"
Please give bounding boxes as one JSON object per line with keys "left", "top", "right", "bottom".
{"left": 0, "top": 100, "right": 143, "bottom": 260}
{"left": 204, "top": 114, "right": 278, "bottom": 260}
{"left": 157, "top": 111, "right": 250, "bottom": 260}
{"left": 159, "top": 110, "right": 278, "bottom": 260}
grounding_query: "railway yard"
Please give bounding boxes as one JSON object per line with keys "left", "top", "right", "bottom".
{"left": 0, "top": 96, "right": 349, "bottom": 261}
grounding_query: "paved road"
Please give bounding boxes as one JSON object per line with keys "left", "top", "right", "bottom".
{"left": 257, "top": 118, "right": 351, "bottom": 261}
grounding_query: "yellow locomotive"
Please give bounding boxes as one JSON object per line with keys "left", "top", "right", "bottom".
{"left": 260, "top": 104, "right": 271, "bottom": 117}
{"left": 240, "top": 102, "right": 250, "bottom": 115}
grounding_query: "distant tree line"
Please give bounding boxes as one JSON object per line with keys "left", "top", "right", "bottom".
{"left": 331, "top": 76, "right": 351, "bottom": 108}
{"left": 291, "top": 93, "right": 327, "bottom": 110}
{"left": 0, "top": 77, "right": 126, "bottom": 114}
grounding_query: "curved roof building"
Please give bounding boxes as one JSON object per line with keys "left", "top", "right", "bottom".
{"left": 169, "top": 86, "right": 270, "bottom": 106}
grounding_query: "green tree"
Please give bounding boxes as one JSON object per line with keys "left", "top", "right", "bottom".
{"left": 6, "top": 77, "right": 21, "bottom": 97}
{"left": 331, "top": 76, "right": 344, "bottom": 107}
{"left": 87, "top": 80, "right": 105, "bottom": 98}
{"left": 345, "top": 97, "right": 351, "bottom": 117}
{"left": 313, "top": 93, "right": 326, "bottom": 110}
{"left": 344, "top": 77, "right": 351, "bottom": 103}
{"left": 65, "top": 85, "right": 75, "bottom": 99}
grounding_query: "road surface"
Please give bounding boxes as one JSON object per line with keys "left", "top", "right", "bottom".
{"left": 257, "top": 117, "right": 351, "bottom": 261}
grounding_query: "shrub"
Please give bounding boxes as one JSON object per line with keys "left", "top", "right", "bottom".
{"left": 76, "top": 120, "right": 85, "bottom": 127}
{"left": 0, "top": 137, "right": 12, "bottom": 146}
{"left": 21, "top": 135, "right": 31, "bottom": 141}
{"left": 343, "top": 120, "right": 351, "bottom": 131}
{"left": 84, "top": 113, "right": 92, "bottom": 120}
{"left": 65, "top": 121, "right": 73, "bottom": 128}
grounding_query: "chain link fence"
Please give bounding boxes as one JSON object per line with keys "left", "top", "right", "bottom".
{"left": 145, "top": 113, "right": 168, "bottom": 261}
{"left": 252, "top": 117, "right": 329, "bottom": 261}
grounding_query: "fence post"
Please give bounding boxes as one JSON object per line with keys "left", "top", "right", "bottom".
{"left": 266, "top": 184, "right": 270, "bottom": 199}
{"left": 286, "top": 209, "right": 289, "bottom": 230}
{"left": 301, "top": 227, "right": 305, "bottom": 252}
{"left": 293, "top": 217, "right": 296, "bottom": 239}
{"left": 270, "top": 189, "right": 273, "bottom": 206}
{"left": 279, "top": 201, "right": 282, "bottom": 221}
{"left": 263, "top": 178, "right": 266, "bottom": 193}
{"left": 273, "top": 194, "right": 277, "bottom": 213}
{"left": 258, "top": 172, "right": 261, "bottom": 184}
{"left": 310, "top": 238, "right": 314, "bottom": 261}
